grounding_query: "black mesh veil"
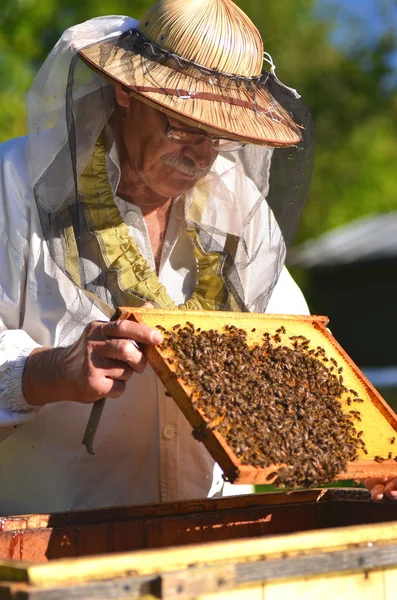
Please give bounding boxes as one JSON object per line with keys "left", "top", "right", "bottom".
{"left": 27, "top": 16, "right": 314, "bottom": 319}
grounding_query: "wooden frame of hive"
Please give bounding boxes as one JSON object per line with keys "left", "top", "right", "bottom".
{"left": 116, "top": 308, "right": 397, "bottom": 484}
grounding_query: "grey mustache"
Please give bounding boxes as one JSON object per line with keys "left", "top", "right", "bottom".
{"left": 162, "top": 154, "right": 210, "bottom": 177}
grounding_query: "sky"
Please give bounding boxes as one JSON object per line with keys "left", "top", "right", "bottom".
{"left": 318, "top": 0, "right": 397, "bottom": 84}
{"left": 318, "top": 0, "right": 397, "bottom": 44}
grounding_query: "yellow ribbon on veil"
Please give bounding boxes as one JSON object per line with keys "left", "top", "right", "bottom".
{"left": 60, "top": 134, "right": 243, "bottom": 313}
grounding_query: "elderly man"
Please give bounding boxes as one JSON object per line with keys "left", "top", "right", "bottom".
{"left": 0, "top": 0, "right": 388, "bottom": 514}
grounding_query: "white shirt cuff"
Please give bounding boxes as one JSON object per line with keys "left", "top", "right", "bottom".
{"left": 0, "top": 329, "right": 42, "bottom": 421}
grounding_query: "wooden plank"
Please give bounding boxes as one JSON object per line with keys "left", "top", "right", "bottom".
{"left": 384, "top": 565, "right": 397, "bottom": 600}
{"left": 8, "top": 489, "right": 396, "bottom": 564}
{"left": 263, "top": 570, "right": 384, "bottom": 600}
{"left": 236, "top": 543, "right": 397, "bottom": 583}
{"left": 76, "top": 525, "right": 109, "bottom": 557}
{"left": 159, "top": 565, "right": 235, "bottom": 599}
{"left": 0, "top": 517, "right": 50, "bottom": 533}
{"left": 0, "top": 570, "right": 388, "bottom": 600}
{"left": 0, "top": 488, "right": 375, "bottom": 535}
{"left": 3, "top": 519, "right": 397, "bottom": 589}
{"left": 1, "top": 490, "right": 333, "bottom": 562}
{"left": 4, "top": 498, "right": 392, "bottom": 563}
{"left": 0, "top": 489, "right": 341, "bottom": 532}
{"left": 18, "top": 532, "right": 52, "bottom": 564}
{"left": 197, "top": 585, "right": 265, "bottom": 600}
{"left": 157, "top": 542, "right": 397, "bottom": 597}
{"left": 2, "top": 543, "right": 395, "bottom": 599}
{"left": 197, "top": 571, "right": 384, "bottom": 600}
{"left": 0, "top": 574, "right": 158, "bottom": 599}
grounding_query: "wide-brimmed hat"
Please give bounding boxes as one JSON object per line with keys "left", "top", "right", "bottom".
{"left": 79, "top": 0, "right": 302, "bottom": 147}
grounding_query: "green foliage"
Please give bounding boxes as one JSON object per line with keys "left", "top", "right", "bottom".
{"left": 234, "top": 0, "right": 397, "bottom": 242}
{"left": 0, "top": 0, "right": 153, "bottom": 140}
{"left": 255, "top": 480, "right": 363, "bottom": 493}
{"left": 0, "top": 0, "right": 396, "bottom": 241}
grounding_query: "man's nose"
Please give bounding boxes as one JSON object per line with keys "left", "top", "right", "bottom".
{"left": 182, "top": 139, "right": 217, "bottom": 171}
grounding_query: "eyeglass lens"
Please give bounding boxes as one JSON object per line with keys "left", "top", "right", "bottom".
{"left": 164, "top": 114, "right": 246, "bottom": 151}
{"left": 166, "top": 127, "right": 244, "bottom": 152}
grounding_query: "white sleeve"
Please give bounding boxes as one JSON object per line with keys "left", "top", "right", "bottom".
{"left": 0, "top": 330, "right": 41, "bottom": 422}
{"left": 265, "top": 267, "right": 310, "bottom": 315}
{"left": 0, "top": 138, "right": 42, "bottom": 436}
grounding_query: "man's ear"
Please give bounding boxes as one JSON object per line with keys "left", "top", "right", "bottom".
{"left": 114, "top": 86, "right": 130, "bottom": 108}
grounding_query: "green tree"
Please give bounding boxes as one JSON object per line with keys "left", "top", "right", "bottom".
{"left": 1, "top": 0, "right": 396, "bottom": 244}
{"left": 0, "top": 0, "right": 152, "bottom": 140}
{"left": 236, "top": 0, "right": 397, "bottom": 242}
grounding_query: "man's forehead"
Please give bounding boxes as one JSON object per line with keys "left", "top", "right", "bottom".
{"left": 131, "top": 95, "right": 210, "bottom": 135}
{"left": 166, "top": 113, "right": 204, "bottom": 134}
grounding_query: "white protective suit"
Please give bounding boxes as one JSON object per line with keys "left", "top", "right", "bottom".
{"left": 0, "top": 133, "right": 309, "bottom": 515}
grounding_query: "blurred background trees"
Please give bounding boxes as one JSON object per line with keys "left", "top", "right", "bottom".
{"left": 1, "top": 0, "right": 393, "bottom": 495}
{"left": 0, "top": 0, "right": 396, "bottom": 244}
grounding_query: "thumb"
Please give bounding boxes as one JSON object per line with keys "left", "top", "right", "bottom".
{"left": 141, "top": 302, "right": 155, "bottom": 309}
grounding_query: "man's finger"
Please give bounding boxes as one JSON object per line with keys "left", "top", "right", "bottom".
{"left": 361, "top": 477, "right": 388, "bottom": 489}
{"left": 370, "top": 484, "right": 385, "bottom": 501}
{"left": 97, "top": 363, "right": 134, "bottom": 381}
{"left": 95, "top": 339, "right": 148, "bottom": 371}
{"left": 141, "top": 302, "right": 154, "bottom": 309}
{"left": 102, "top": 320, "right": 163, "bottom": 345}
{"left": 384, "top": 479, "right": 397, "bottom": 500}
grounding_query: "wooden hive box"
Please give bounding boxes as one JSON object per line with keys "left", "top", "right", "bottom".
{"left": 116, "top": 308, "right": 397, "bottom": 485}
{"left": 1, "top": 489, "right": 397, "bottom": 598}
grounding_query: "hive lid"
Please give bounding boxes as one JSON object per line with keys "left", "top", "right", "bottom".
{"left": 116, "top": 308, "right": 397, "bottom": 485}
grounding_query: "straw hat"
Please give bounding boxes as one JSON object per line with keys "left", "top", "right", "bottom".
{"left": 79, "top": 0, "right": 302, "bottom": 146}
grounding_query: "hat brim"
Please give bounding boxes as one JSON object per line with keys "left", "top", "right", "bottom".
{"left": 79, "top": 41, "right": 302, "bottom": 147}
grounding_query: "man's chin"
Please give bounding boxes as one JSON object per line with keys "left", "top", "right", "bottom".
{"left": 164, "top": 176, "right": 203, "bottom": 197}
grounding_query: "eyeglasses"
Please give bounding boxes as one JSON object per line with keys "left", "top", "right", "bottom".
{"left": 164, "top": 115, "right": 246, "bottom": 152}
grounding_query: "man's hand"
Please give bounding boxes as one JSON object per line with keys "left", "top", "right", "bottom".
{"left": 22, "top": 319, "right": 163, "bottom": 406}
{"left": 362, "top": 477, "right": 397, "bottom": 501}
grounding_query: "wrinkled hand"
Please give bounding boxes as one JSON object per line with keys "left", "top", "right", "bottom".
{"left": 361, "top": 477, "right": 397, "bottom": 501}
{"left": 23, "top": 318, "right": 163, "bottom": 405}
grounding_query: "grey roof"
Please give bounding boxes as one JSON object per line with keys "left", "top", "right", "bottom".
{"left": 288, "top": 212, "right": 397, "bottom": 268}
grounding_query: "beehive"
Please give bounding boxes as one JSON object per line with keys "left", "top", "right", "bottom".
{"left": 117, "top": 308, "right": 397, "bottom": 485}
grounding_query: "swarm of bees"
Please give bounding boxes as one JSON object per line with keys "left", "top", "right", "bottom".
{"left": 158, "top": 322, "right": 370, "bottom": 489}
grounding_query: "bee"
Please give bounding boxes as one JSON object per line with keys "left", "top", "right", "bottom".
{"left": 159, "top": 321, "right": 366, "bottom": 489}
